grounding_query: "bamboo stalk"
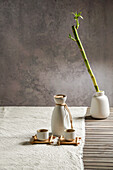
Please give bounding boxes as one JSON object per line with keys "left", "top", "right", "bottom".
{"left": 72, "top": 25, "right": 100, "bottom": 92}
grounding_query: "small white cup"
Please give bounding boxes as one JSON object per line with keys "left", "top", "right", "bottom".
{"left": 64, "top": 129, "right": 76, "bottom": 141}
{"left": 37, "top": 129, "right": 49, "bottom": 141}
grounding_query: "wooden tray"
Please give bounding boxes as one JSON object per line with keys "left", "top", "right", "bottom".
{"left": 30, "top": 135, "right": 81, "bottom": 146}
{"left": 30, "top": 135, "right": 55, "bottom": 144}
{"left": 57, "top": 136, "right": 81, "bottom": 146}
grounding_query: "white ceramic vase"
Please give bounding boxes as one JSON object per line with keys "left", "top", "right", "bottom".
{"left": 90, "top": 91, "right": 110, "bottom": 119}
{"left": 51, "top": 94, "right": 71, "bottom": 136}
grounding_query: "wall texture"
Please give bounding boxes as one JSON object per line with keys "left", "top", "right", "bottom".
{"left": 0, "top": 0, "right": 113, "bottom": 106}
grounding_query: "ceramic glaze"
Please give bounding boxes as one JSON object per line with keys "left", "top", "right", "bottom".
{"left": 51, "top": 94, "right": 71, "bottom": 136}
{"left": 90, "top": 91, "right": 110, "bottom": 119}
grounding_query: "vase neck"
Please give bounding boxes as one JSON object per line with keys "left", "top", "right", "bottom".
{"left": 56, "top": 103, "right": 66, "bottom": 106}
{"left": 95, "top": 91, "right": 104, "bottom": 97}
{"left": 54, "top": 94, "right": 67, "bottom": 105}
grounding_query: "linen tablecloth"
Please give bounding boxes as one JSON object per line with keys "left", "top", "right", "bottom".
{"left": 0, "top": 107, "right": 87, "bottom": 170}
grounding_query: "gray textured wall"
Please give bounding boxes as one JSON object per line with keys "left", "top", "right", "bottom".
{"left": 0, "top": 0, "right": 113, "bottom": 106}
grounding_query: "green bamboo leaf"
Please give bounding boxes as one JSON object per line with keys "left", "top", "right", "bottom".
{"left": 71, "top": 12, "right": 75, "bottom": 15}
{"left": 75, "top": 12, "right": 77, "bottom": 17}
{"left": 69, "top": 34, "right": 71, "bottom": 38}
{"left": 80, "top": 15, "right": 83, "bottom": 19}
{"left": 69, "top": 34, "right": 76, "bottom": 41}
{"left": 71, "top": 37, "right": 76, "bottom": 41}
{"left": 78, "top": 12, "right": 82, "bottom": 16}
{"left": 72, "top": 11, "right": 78, "bottom": 18}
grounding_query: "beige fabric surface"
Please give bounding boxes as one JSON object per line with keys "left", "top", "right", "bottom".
{"left": 0, "top": 107, "right": 87, "bottom": 170}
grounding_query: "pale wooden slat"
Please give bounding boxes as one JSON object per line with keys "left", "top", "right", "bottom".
{"left": 85, "top": 127, "right": 113, "bottom": 129}
{"left": 84, "top": 165, "right": 113, "bottom": 170}
{"left": 84, "top": 158, "right": 113, "bottom": 162}
{"left": 85, "top": 135, "right": 113, "bottom": 137}
{"left": 85, "top": 123, "right": 113, "bottom": 126}
{"left": 85, "top": 137, "right": 113, "bottom": 139}
{"left": 85, "top": 137, "right": 113, "bottom": 140}
{"left": 84, "top": 162, "right": 113, "bottom": 166}
{"left": 110, "top": 108, "right": 113, "bottom": 112}
{"left": 85, "top": 135, "right": 113, "bottom": 138}
{"left": 86, "top": 127, "right": 113, "bottom": 129}
{"left": 84, "top": 146, "right": 113, "bottom": 149}
{"left": 85, "top": 141, "right": 113, "bottom": 144}
{"left": 85, "top": 130, "right": 113, "bottom": 133}
{"left": 84, "top": 149, "right": 113, "bottom": 152}
{"left": 86, "top": 126, "right": 113, "bottom": 128}
{"left": 83, "top": 146, "right": 113, "bottom": 150}
{"left": 109, "top": 115, "right": 113, "bottom": 117}
{"left": 84, "top": 151, "right": 113, "bottom": 153}
{"left": 85, "top": 134, "right": 113, "bottom": 136}
{"left": 85, "top": 120, "right": 113, "bottom": 123}
{"left": 86, "top": 132, "right": 113, "bottom": 134}
{"left": 84, "top": 151, "right": 113, "bottom": 154}
{"left": 85, "top": 138, "right": 113, "bottom": 140}
{"left": 85, "top": 120, "right": 113, "bottom": 122}
{"left": 84, "top": 154, "right": 113, "bottom": 157}
{"left": 85, "top": 144, "right": 113, "bottom": 147}
{"left": 85, "top": 119, "right": 113, "bottom": 122}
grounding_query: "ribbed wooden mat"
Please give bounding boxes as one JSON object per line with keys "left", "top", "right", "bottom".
{"left": 83, "top": 108, "right": 113, "bottom": 169}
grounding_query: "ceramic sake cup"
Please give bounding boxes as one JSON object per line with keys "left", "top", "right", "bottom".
{"left": 37, "top": 129, "right": 49, "bottom": 141}
{"left": 64, "top": 129, "right": 76, "bottom": 141}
